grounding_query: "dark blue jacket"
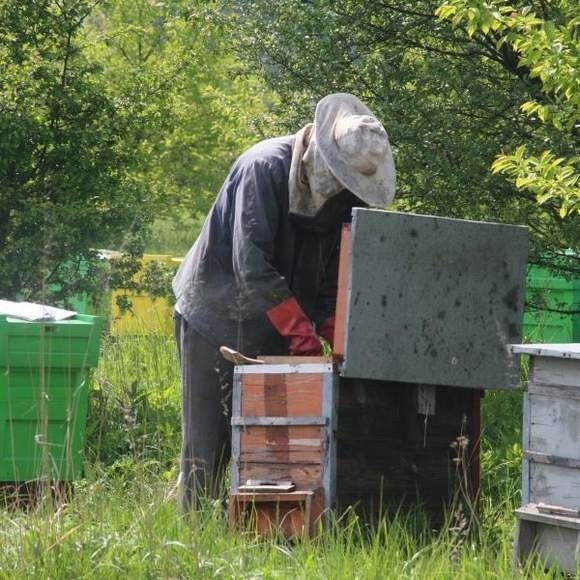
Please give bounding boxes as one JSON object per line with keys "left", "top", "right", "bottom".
{"left": 173, "top": 135, "right": 352, "bottom": 356}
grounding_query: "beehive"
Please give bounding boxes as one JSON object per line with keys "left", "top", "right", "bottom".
{"left": 229, "top": 357, "right": 336, "bottom": 537}
{"left": 228, "top": 209, "right": 529, "bottom": 535}
{"left": 336, "top": 379, "right": 481, "bottom": 521}
{"left": 511, "top": 343, "right": 580, "bottom": 574}
{"left": 0, "top": 314, "right": 102, "bottom": 481}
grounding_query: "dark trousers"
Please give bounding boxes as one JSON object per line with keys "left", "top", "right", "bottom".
{"left": 174, "top": 312, "right": 233, "bottom": 510}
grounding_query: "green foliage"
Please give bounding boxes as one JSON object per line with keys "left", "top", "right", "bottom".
{"left": 0, "top": 333, "right": 551, "bottom": 577}
{"left": 86, "top": 0, "right": 275, "bottom": 221}
{"left": 493, "top": 148, "right": 579, "bottom": 217}
{"left": 437, "top": 1, "right": 579, "bottom": 216}
{"left": 0, "top": 466, "right": 555, "bottom": 577}
{"left": 0, "top": 0, "right": 152, "bottom": 302}
{"left": 231, "top": 0, "right": 579, "bottom": 278}
{"left": 0, "top": 0, "right": 272, "bottom": 305}
{"left": 480, "top": 388, "right": 523, "bottom": 506}
{"left": 144, "top": 215, "right": 206, "bottom": 256}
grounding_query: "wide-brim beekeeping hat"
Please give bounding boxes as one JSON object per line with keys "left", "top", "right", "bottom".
{"left": 314, "top": 93, "right": 396, "bottom": 206}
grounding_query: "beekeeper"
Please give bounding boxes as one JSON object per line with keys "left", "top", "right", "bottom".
{"left": 172, "top": 93, "right": 396, "bottom": 510}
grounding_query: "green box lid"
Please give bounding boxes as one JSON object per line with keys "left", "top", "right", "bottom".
{"left": 0, "top": 314, "right": 103, "bottom": 368}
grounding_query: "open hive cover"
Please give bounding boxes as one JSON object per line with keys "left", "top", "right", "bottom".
{"left": 340, "top": 209, "right": 528, "bottom": 389}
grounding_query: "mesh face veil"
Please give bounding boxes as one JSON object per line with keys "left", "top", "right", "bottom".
{"left": 302, "top": 130, "right": 345, "bottom": 201}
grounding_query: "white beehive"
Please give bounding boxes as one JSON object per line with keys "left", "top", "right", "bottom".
{"left": 511, "top": 343, "right": 580, "bottom": 574}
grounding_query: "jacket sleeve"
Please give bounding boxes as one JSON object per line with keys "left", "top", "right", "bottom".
{"left": 231, "top": 159, "right": 293, "bottom": 321}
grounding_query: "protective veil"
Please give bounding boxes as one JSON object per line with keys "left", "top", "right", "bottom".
{"left": 288, "top": 124, "right": 346, "bottom": 218}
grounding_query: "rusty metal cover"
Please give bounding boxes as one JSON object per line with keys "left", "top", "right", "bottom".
{"left": 340, "top": 209, "right": 528, "bottom": 389}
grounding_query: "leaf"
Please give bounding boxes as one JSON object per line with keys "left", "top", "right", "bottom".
{"left": 515, "top": 176, "right": 533, "bottom": 188}
{"left": 536, "top": 192, "right": 554, "bottom": 204}
{"left": 520, "top": 101, "right": 537, "bottom": 114}
{"left": 435, "top": 5, "right": 457, "bottom": 20}
{"left": 537, "top": 106, "right": 549, "bottom": 122}
{"left": 491, "top": 157, "right": 510, "bottom": 173}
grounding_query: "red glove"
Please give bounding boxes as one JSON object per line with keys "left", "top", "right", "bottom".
{"left": 267, "top": 297, "right": 322, "bottom": 356}
{"left": 318, "top": 316, "right": 335, "bottom": 348}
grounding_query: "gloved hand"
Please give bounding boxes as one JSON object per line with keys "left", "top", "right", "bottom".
{"left": 317, "top": 316, "right": 335, "bottom": 348}
{"left": 267, "top": 297, "right": 323, "bottom": 356}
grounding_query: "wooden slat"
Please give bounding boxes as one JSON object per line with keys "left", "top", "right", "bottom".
{"left": 240, "top": 426, "right": 323, "bottom": 465}
{"left": 231, "top": 373, "right": 243, "bottom": 493}
{"left": 333, "top": 224, "right": 351, "bottom": 360}
{"left": 241, "top": 426, "right": 322, "bottom": 451}
{"left": 534, "top": 521, "right": 580, "bottom": 573}
{"left": 530, "top": 462, "right": 580, "bottom": 508}
{"left": 529, "top": 392, "right": 580, "bottom": 461}
{"left": 229, "top": 489, "right": 320, "bottom": 539}
{"left": 522, "top": 391, "right": 531, "bottom": 504}
{"left": 322, "top": 370, "right": 338, "bottom": 512}
{"left": 241, "top": 373, "right": 323, "bottom": 416}
{"left": 516, "top": 504, "right": 580, "bottom": 530}
{"left": 241, "top": 449, "right": 322, "bottom": 464}
{"left": 258, "top": 356, "right": 329, "bottom": 364}
{"left": 240, "top": 462, "right": 322, "bottom": 487}
{"left": 531, "top": 357, "right": 580, "bottom": 388}
{"left": 529, "top": 383, "right": 580, "bottom": 401}
{"left": 511, "top": 344, "right": 580, "bottom": 360}
{"left": 232, "top": 416, "right": 327, "bottom": 426}
{"left": 525, "top": 450, "right": 580, "bottom": 469}
{"left": 235, "top": 363, "right": 332, "bottom": 375}
{"left": 537, "top": 502, "right": 580, "bottom": 517}
{"left": 231, "top": 491, "right": 314, "bottom": 502}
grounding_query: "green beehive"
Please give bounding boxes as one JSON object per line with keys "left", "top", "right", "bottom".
{"left": 524, "top": 266, "right": 580, "bottom": 343}
{"left": 0, "top": 314, "right": 102, "bottom": 481}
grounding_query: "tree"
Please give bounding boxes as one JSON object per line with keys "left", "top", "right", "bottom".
{"left": 436, "top": 1, "right": 579, "bottom": 217}
{"left": 0, "top": 0, "right": 273, "bottom": 304}
{"left": 86, "top": 0, "right": 274, "bottom": 222}
{"left": 0, "top": 0, "right": 156, "bottom": 302}
{"left": 231, "top": 1, "right": 579, "bottom": 277}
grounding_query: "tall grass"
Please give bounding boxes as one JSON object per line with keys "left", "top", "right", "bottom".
{"left": 0, "top": 333, "right": 565, "bottom": 578}
{"left": 0, "top": 471, "right": 555, "bottom": 578}
{"left": 87, "top": 332, "right": 182, "bottom": 478}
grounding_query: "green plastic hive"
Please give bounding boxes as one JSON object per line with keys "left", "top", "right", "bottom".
{"left": 524, "top": 266, "right": 580, "bottom": 343}
{"left": 0, "top": 314, "right": 102, "bottom": 481}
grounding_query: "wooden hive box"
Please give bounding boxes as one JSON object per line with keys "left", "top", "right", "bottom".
{"left": 329, "top": 210, "right": 529, "bottom": 522}
{"left": 511, "top": 343, "right": 580, "bottom": 574}
{"left": 228, "top": 210, "right": 529, "bottom": 534}
{"left": 229, "top": 357, "right": 337, "bottom": 537}
{"left": 336, "top": 379, "right": 480, "bottom": 522}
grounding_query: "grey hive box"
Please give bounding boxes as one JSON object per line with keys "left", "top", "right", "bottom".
{"left": 511, "top": 343, "right": 580, "bottom": 574}
{"left": 337, "top": 209, "right": 529, "bottom": 389}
